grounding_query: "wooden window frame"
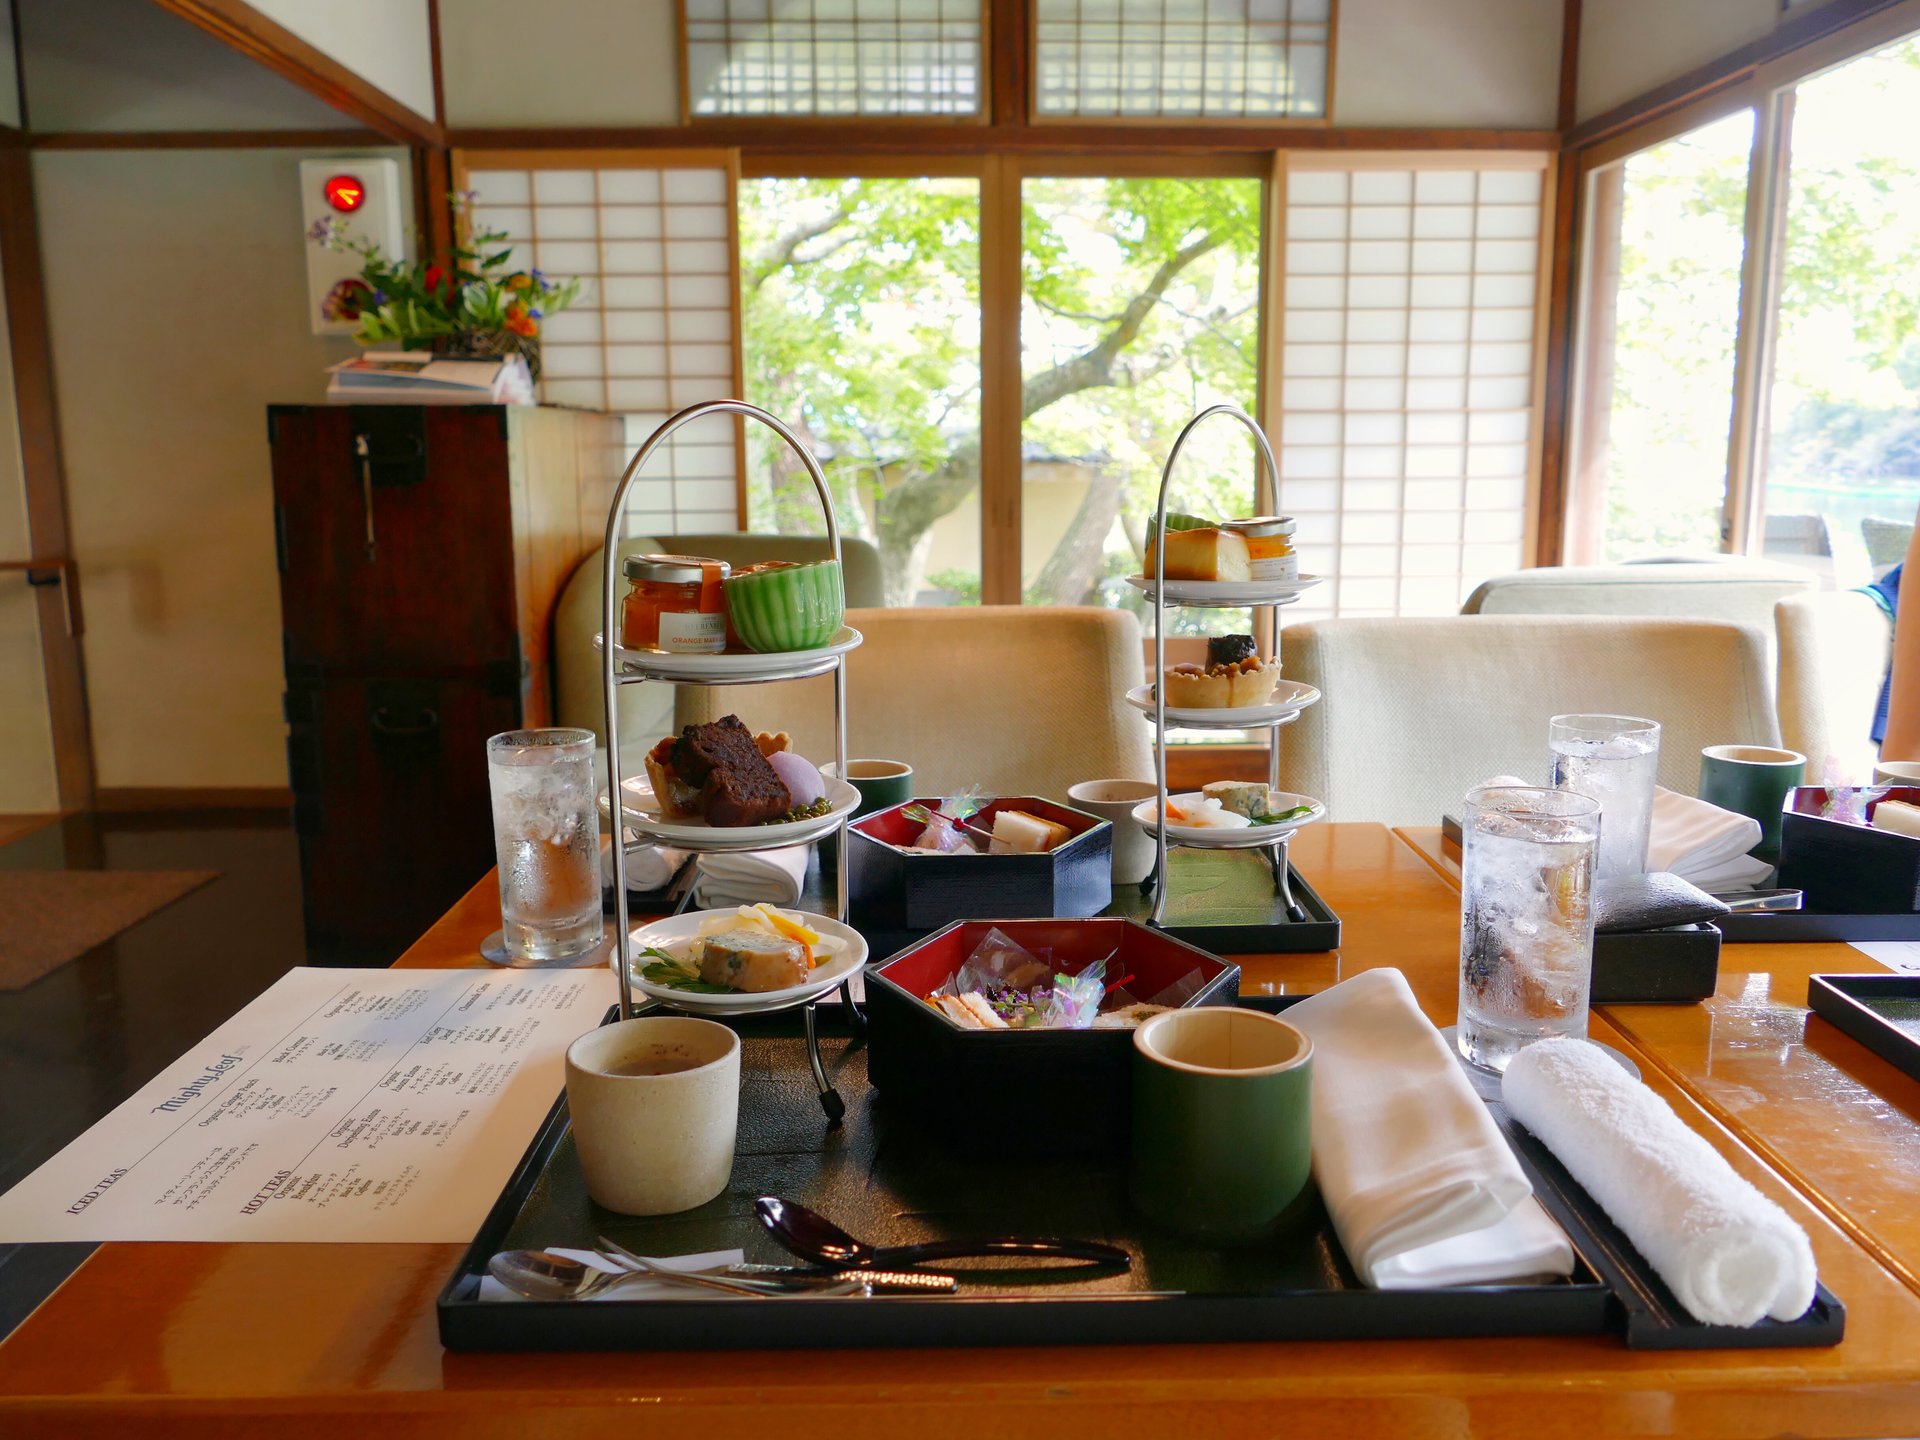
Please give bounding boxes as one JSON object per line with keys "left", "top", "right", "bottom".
{"left": 452, "top": 146, "right": 751, "bottom": 529}
{"left": 1552, "top": 0, "right": 1920, "bottom": 566}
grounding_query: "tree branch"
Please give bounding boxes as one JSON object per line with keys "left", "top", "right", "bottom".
{"left": 746, "top": 204, "right": 853, "bottom": 292}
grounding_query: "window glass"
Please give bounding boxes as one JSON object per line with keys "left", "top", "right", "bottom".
{"left": 738, "top": 176, "right": 982, "bottom": 605}
{"left": 1759, "top": 35, "right": 1920, "bottom": 584}
{"left": 1019, "top": 176, "right": 1263, "bottom": 632}
{"left": 1570, "top": 112, "right": 1755, "bottom": 562}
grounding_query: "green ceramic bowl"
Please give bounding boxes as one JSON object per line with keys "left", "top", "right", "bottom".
{"left": 724, "top": 560, "right": 845, "bottom": 653}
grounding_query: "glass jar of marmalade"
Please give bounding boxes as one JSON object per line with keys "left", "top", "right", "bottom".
{"left": 621, "top": 554, "right": 730, "bottom": 653}
{"left": 1222, "top": 516, "right": 1298, "bottom": 582}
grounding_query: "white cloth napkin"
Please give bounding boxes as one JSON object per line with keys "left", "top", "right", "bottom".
{"left": 1647, "top": 787, "right": 1769, "bottom": 891}
{"left": 477, "top": 1247, "right": 745, "bottom": 1303}
{"left": 694, "top": 845, "right": 810, "bottom": 908}
{"left": 1280, "top": 968, "right": 1573, "bottom": 1289}
{"left": 1503, "top": 1038, "right": 1816, "bottom": 1326}
{"left": 598, "top": 833, "right": 690, "bottom": 893}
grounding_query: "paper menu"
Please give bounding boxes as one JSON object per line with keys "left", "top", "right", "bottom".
{"left": 0, "top": 965, "right": 616, "bottom": 1243}
{"left": 1847, "top": 941, "right": 1920, "bottom": 975}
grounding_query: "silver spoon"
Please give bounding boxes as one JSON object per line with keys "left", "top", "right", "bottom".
{"left": 488, "top": 1249, "right": 633, "bottom": 1301}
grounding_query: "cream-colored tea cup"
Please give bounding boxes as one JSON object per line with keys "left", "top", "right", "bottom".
{"left": 1068, "top": 779, "right": 1160, "bottom": 884}
{"left": 565, "top": 1015, "right": 739, "bottom": 1216}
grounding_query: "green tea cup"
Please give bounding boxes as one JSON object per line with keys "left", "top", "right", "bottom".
{"left": 1699, "top": 744, "right": 1806, "bottom": 858}
{"left": 1130, "top": 1007, "right": 1313, "bottom": 1245}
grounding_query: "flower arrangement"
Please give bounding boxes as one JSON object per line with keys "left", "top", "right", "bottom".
{"left": 307, "top": 190, "right": 581, "bottom": 377}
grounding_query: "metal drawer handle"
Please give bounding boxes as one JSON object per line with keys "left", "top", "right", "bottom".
{"left": 369, "top": 706, "right": 439, "bottom": 738}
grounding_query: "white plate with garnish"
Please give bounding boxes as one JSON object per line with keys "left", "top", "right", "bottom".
{"left": 603, "top": 625, "right": 863, "bottom": 682}
{"left": 1132, "top": 789, "right": 1326, "bottom": 847}
{"left": 626, "top": 905, "right": 868, "bottom": 1013}
{"left": 1125, "top": 680, "right": 1321, "bottom": 729}
{"left": 1124, "top": 574, "right": 1324, "bottom": 608}
{"left": 612, "top": 775, "right": 860, "bottom": 849}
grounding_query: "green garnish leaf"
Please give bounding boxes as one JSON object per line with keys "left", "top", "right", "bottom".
{"left": 637, "top": 946, "right": 734, "bottom": 994}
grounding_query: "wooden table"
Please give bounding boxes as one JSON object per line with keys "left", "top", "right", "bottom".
{"left": 1400, "top": 823, "right": 1920, "bottom": 1302}
{"left": 5, "top": 823, "right": 1920, "bottom": 1439}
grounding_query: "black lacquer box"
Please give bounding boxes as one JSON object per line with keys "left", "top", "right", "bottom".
{"left": 848, "top": 796, "right": 1112, "bottom": 943}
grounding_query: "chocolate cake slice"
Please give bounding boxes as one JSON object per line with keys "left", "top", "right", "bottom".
{"left": 670, "top": 714, "right": 793, "bottom": 826}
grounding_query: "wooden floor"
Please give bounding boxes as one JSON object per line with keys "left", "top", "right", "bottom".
{"left": 0, "top": 816, "right": 56, "bottom": 848}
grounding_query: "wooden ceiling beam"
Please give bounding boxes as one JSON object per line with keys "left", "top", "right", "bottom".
{"left": 148, "top": 0, "right": 443, "bottom": 145}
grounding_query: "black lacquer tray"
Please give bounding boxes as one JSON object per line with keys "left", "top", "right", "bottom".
{"left": 1808, "top": 973, "right": 1920, "bottom": 1081}
{"left": 437, "top": 1004, "right": 1844, "bottom": 1353}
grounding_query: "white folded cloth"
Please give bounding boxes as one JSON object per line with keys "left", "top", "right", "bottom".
{"left": 598, "top": 833, "right": 690, "bottom": 893}
{"left": 1281, "top": 968, "right": 1573, "bottom": 1289}
{"left": 1502, "top": 1038, "right": 1816, "bottom": 1326}
{"left": 693, "top": 845, "right": 810, "bottom": 908}
{"left": 478, "top": 1247, "right": 745, "bottom": 1303}
{"left": 1647, "top": 787, "right": 1767, "bottom": 890}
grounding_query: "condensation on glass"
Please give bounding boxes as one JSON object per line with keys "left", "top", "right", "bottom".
{"left": 1276, "top": 162, "right": 1546, "bottom": 619}
{"left": 684, "top": 0, "right": 984, "bottom": 116}
{"left": 1033, "top": 0, "right": 1330, "bottom": 119}
{"left": 465, "top": 164, "right": 742, "bottom": 537}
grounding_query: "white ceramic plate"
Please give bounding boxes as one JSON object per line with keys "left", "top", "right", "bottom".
{"left": 1131, "top": 789, "right": 1327, "bottom": 847}
{"left": 606, "top": 625, "right": 863, "bottom": 682}
{"left": 1125, "top": 679, "right": 1321, "bottom": 730}
{"left": 625, "top": 908, "right": 868, "bottom": 1013}
{"left": 1124, "top": 574, "right": 1324, "bottom": 608}
{"left": 614, "top": 775, "right": 859, "bottom": 849}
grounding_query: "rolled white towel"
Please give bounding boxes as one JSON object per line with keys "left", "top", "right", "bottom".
{"left": 1502, "top": 1039, "right": 1816, "bottom": 1326}
{"left": 694, "top": 845, "right": 809, "bottom": 908}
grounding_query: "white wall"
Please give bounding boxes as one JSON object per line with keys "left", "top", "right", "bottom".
{"left": 1336, "top": 0, "right": 1562, "bottom": 128}
{"left": 249, "top": 0, "right": 438, "bottom": 121}
{"left": 1577, "top": 0, "right": 1845, "bottom": 122}
{"left": 437, "top": 0, "right": 1558, "bottom": 128}
{"left": 439, "top": 0, "right": 680, "bottom": 127}
{"left": 35, "top": 147, "right": 411, "bottom": 790}
{"left": 21, "top": 0, "right": 358, "bottom": 132}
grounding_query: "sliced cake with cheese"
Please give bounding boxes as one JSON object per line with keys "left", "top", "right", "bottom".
{"left": 1142, "top": 526, "right": 1251, "bottom": 583}
{"left": 988, "top": 809, "right": 1073, "bottom": 854}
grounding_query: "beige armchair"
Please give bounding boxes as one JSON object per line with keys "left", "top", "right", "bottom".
{"left": 673, "top": 605, "right": 1154, "bottom": 799}
{"left": 550, "top": 534, "right": 885, "bottom": 753}
{"left": 1279, "top": 616, "right": 1779, "bottom": 827}
{"left": 1774, "top": 590, "right": 1890, "bottom": 780}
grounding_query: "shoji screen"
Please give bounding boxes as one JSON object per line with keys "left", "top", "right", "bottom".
{"left": 1033, "top": 0, "right": 1331, "bottom": 118}
{"left": 1277, "top": 157, "right": 1547, "bottom": 619}
{"left": 460, "top": 153, "right": 745, "bottom": 537}
{"left": 682, "top": 0, "right": 985, "bottom": 116}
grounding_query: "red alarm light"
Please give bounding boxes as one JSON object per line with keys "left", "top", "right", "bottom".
{"left": 323, "top": 174, "right": 366, "bottom": 213}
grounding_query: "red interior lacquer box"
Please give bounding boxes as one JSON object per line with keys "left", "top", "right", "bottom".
{"left": 848, "top": 796, "right": 1113, "bottom": 944}
{"left": 1779, "top": 785, "right": 1920, "bottom": 912}
{"left": 864, "top": 917, "right": 1240, "bottom": 1150}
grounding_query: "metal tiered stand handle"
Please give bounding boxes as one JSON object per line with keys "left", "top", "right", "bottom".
{"left": 600, "top": 399, "right": 857, "bottom": 1121}
{"left": 1146, "top": 403, "right": 1307, "bottom": 927}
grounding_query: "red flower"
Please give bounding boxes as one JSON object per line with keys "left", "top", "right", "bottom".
{"left": 422, "top": 265, "right": 455, "bottom": 304}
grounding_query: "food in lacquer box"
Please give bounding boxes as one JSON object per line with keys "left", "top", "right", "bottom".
{"left": 642, "top": 716, "right": 831, "bottom": 826}
{"left": 987, "top": 809, "right": 1071, "bottom": 854}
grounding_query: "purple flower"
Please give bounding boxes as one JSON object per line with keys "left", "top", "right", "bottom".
{"left": 454, "top": 188, "right": 479, "bottom": 208}
{"left": 371, "top": 289, "right": 388, "bottom": 304}
{"left": 307, "top": 216, "right": 339, "bottom": 244}
{"left": 529, "top": 307, "right": 543, "bottom": 319}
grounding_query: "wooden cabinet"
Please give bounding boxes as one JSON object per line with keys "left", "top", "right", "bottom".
{"left": 268, "top": 404, "right": 622, "bottom": 958}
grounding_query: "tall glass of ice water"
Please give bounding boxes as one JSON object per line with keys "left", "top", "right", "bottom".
{"left": 486, "top": 728, "right": 605, "bottom": 966}
{"left": 1548, "top": 713, "right": 1662, "bottom": 879}
{"left": 1457, "top": 785, "right": 1600, "bottom": 1072}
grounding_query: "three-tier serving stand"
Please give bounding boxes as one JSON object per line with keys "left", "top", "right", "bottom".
{"left": 599, "top": 399, "right": 863, "bottom": 1120}
{"left": 1138, "top": 403, "right": 1325, "bottom": 932}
